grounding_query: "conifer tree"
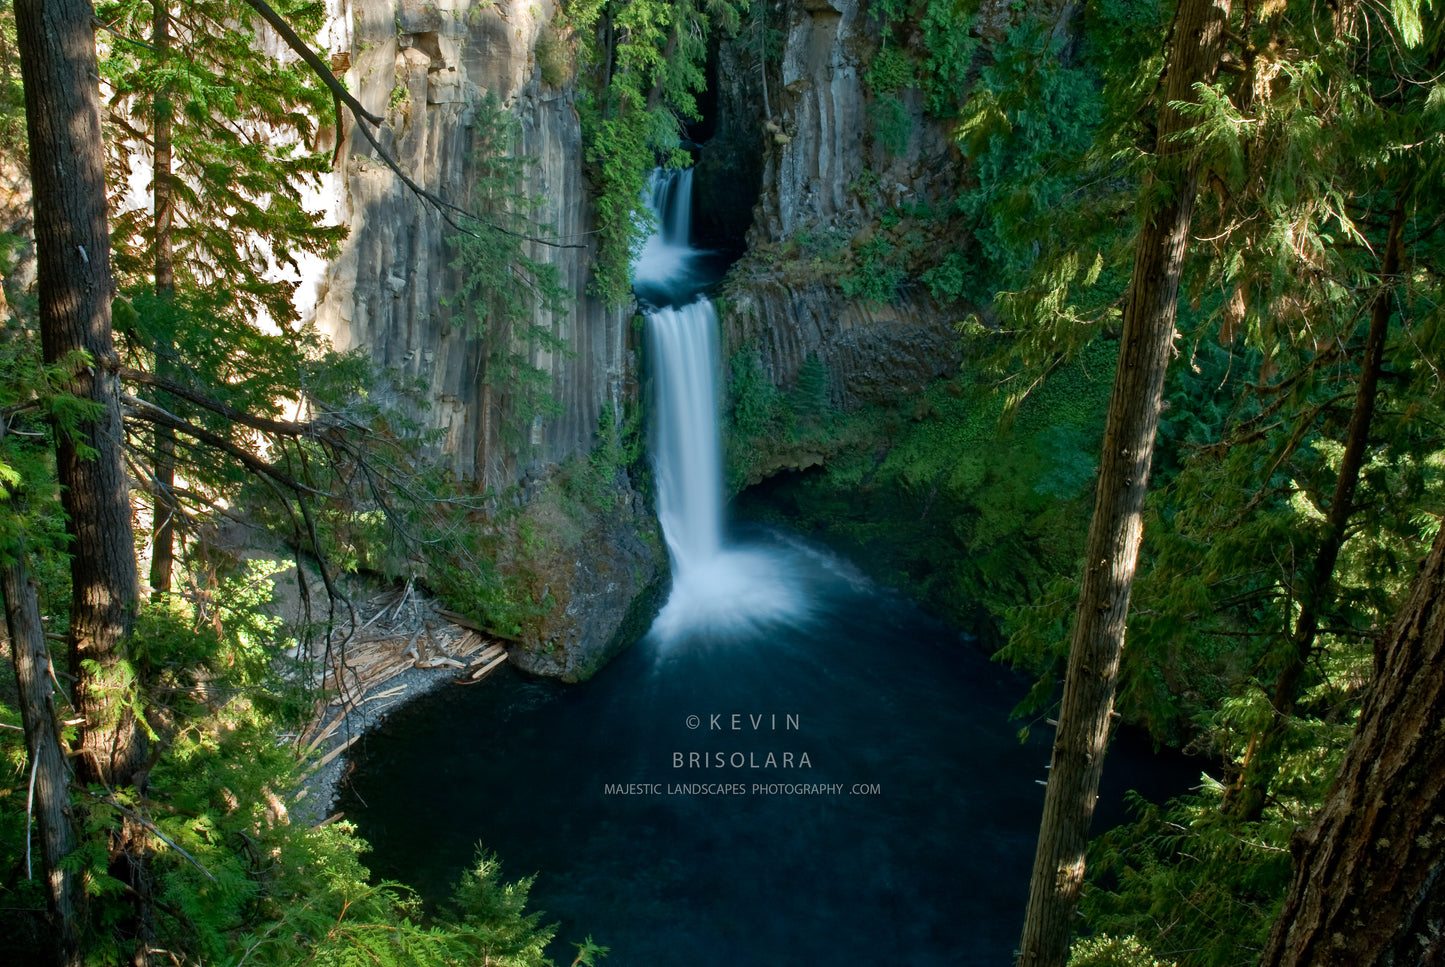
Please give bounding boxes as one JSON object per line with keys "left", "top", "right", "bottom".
{"left": 97, "top": 0, "right": 342, "bottom": 594}
{"left": 446, "top": 95, "right": 570, "bottom": 488}
{"left": 0, "top": 473, "right": 79, "bottom": 965}
{"left": 1014, "top": 1, "right": 1444, "bottom": 959}
{"left": 1258, "top": 526, "right": 1445, "bottom": 967}
{"left": 12, "top": 0, "right": 146, "bottom": 960}
{"left": 15, "top": 0, "right": 144, "bottom": 796}
{"left": 1015, "top": 0, "right": 1231, "bottom": 962}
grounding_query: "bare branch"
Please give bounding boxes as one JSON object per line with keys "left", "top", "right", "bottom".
{"left": 120, "top": 394, "right": 329, "bottom": 498}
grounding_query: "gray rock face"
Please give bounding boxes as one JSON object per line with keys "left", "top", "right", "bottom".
{"left": 312, "top": 0, "right": 631, "bottom": 491}
{"left": 712, "top": 0, "right": 966, "bottom": 406}
{"left": 760, "top": 0, "right": 869, "bottom": 239}
{"left": 310, "top": 0, "right": 662, "bottom": 676}
{"left": 751, "top": 0, "right": 965, "bottom": 238}
{"left": 724, "top": 279, "right": 960, "bottom": 410}
{"left": 691, "top": 37, "right": 766, "bottom": 251}
{"left": 507, "top": 488, "right": 669, "bottom": 682}
{"left": 306, "top": 0, "right": 969, "bottom": 677}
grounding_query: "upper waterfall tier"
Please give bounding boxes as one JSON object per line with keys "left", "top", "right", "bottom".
{"left": 632, "top": 167, "right": 726, "bottom": 309}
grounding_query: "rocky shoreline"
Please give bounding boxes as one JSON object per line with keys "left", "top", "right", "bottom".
{"left": 288, "top": 586, "right": 509, "bottom": 825}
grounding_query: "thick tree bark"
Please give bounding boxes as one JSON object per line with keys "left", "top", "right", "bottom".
{"left": 2, "top": 551, "right": 81, "bottom": 967}
{"left": 1014, "top": 0, "right": 1231, "bottom": 963}
{"left": 1258, "top": 526, "right": 1445, "bottom": 967}
{"left": 149, "top": 0, "right": 178, "bottom": 600}
{"left": 15, "top": 0, "right": 145, "bottom": 790}
{"left": 1229, "top": 199, "right": 1406, "bottom": 821}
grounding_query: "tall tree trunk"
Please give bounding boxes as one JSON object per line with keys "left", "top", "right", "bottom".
{"left": 1014, "top": 0, "right": 1231, "bottom": 963}
{"left": 149, "top": 0, "right": 178, "bottom": 600}
{"left": 14, "top": 0, "right": 145, "bottom": 791}
{"left": 17, "top": 4, "right": 150, "bottom": 957}
{"left": 2, "top": 548, "right": 81, "bottom": 967}
{"left": 1258, "top": 526, "right": 1445, "bottom": 967}
{"left": 1228, "top": 199, "right": 1406, "bottom": 821}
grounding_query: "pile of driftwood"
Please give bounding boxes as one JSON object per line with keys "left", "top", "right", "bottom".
{"left": 296, "top": 582, "right": 508, "bottom": 773}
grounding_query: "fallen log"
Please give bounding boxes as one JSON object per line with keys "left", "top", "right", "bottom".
{"left": 414, "top": 655, "right": 464, "bottom": 669}
{"left": 316, "top": 731, "right": 364, "bottom": 769}
{"left": 436, "top": 608, "right": 487, "bottom": 633}
{"left": 468, "top": 650, "right": 509, "bottom": 681}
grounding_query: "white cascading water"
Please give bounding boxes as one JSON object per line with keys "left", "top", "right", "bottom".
{"left": 648, "top": 300, "right": 725, "bottom": 573}
{"left": 635, "top": 168, "right": 808, "bottom": 639}
{"left": 632, "top": 168, "right": 697, "bottom": 298}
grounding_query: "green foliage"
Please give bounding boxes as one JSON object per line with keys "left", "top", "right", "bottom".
{"left": 0, "top": 322, "right": 68, "bottom": 583}
{"left": 733, "top": 337, "right": 1116, "bottom": 638}
{"left": 443, "top": 848, "right": 556, "bottom": 966}
{"left": 420, "top": 401, "right": 650, "bottom": 643}
{"left": 839, "top": 235, "right": 906, "bottom": 303}
{"left": 570, "top": 936, "right": 611, "bottom": 966}
{"left": 980, "top": 1, "right": 1445, "bottom": 960}
{"left": 98, "top": 0, "right": 342, "bottom": 329}
{"left": 866, "top": 93, "right": 912, "bottom": 156}
{"left": 1068, "top": 934, "right": 1177, "bottom": 967}
{"left": 919, "top": 252, "right": 968, "bottom": 301}
{"left": 571, "top": 0, "right": 746, "bottom": 304}
{"left": 579, "top": 402, "right": 648, "bottom": 509}
{"left": 0, "top": 10, "right": 24, "bottom": 167}
{"left": 947, "top": 21, "right": 1105, "bottom": 305}
{"left": 728, "top": 348, "right": 787, "bottom": 443}
{"left": 0, "top": 567, "right": 574, "bottom": 965}
{"left": 866, "top": 0, "right": 915, "bottom": 28}
{"left": 917, "top": 0, "right": 980, "bottom": 117}
{"left": 535, "top": 23, "right": 570, "bottom": 87}
{"left": 865, "top": 45, "right": 915, "bottom": 94}
{"left": 789, "top": 354, "right": 831, "bottom": 420}
{"left": 1080, "top": 789, "right": 1302, "bottom": 967}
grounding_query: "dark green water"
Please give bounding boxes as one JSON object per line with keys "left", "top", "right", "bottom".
{"left": 339, "top": 530, "right": 1194, "bottom": 965}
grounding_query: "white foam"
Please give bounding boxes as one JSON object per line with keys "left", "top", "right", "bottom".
{"left": 650, "top": 546, "right": 813, "bottom": 641}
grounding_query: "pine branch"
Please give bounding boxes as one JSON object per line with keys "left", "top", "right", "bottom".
{"left": 120, "top": 367, "right": 329, "bottom": 439}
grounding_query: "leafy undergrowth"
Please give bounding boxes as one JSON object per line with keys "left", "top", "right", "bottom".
{"left": 730, "top": 336, "right": 1117, "bottom": 645}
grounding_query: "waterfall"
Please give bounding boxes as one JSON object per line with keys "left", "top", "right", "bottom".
{"left": 632, "top": 168, "right": 702, "bottom": 310}
{"left": 648, "top": 301, "right": 724, "bottom": 574}
{"left": 634, "top": 168, "right": 809, "bottom": 639}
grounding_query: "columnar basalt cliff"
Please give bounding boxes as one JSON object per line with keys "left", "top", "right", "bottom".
{"left": 310, "top": 0, "right": 661, "bottom": 678}
{"left": 308, "top": 0, "right": 973, "bottom": 675}
{"left": 313, "top": 0, "right": 625, "bottom": 487}
{"left": 698, "top": 0, "right": 967, "bottom": 416}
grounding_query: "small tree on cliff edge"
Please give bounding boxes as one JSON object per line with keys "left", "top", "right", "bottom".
{"left": 1014, "top": 0, "right": 1232, "bottom": 962}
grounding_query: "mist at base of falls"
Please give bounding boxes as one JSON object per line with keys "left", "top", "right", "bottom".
{"left": 649, "top": 543, "right": 816, "bottom": 640}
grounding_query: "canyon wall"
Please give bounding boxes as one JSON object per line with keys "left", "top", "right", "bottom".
{"left": 310, "top": 0, "right": 662, "bottom": 678}
{"left": 697, "top": 0, "right": 967, "bottom": 410}
{"left": 309, "top": 0, "right": 973, "bottom": 675}
{"left": 312, "top": 0, "right": 629, "bottom": 488}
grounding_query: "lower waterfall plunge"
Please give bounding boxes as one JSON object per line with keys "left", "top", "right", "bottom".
{"left": 638, "top": 170, "right": 810, "bottom": 639}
